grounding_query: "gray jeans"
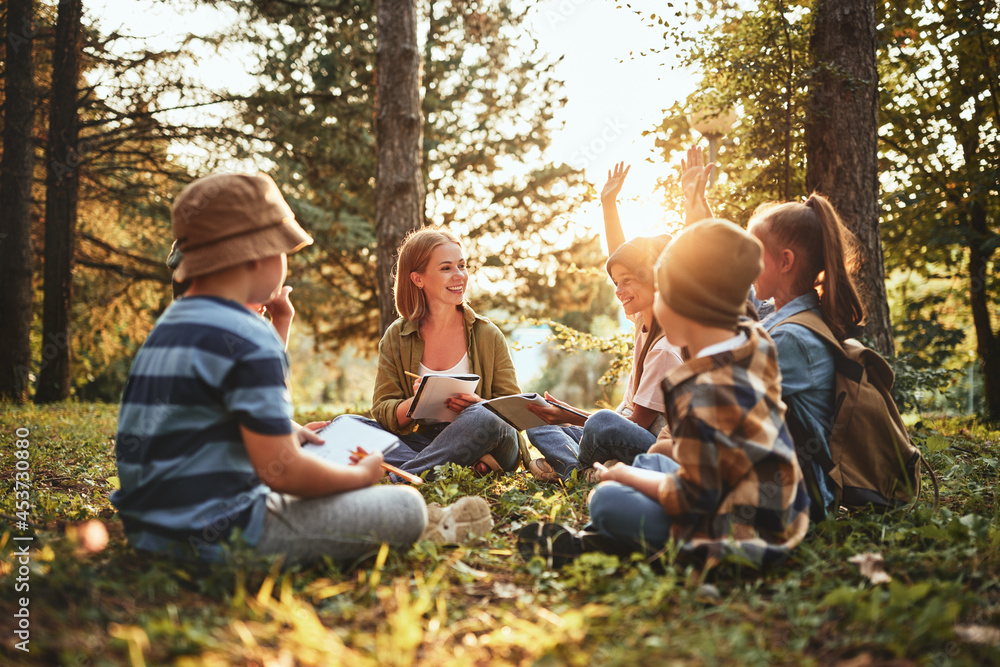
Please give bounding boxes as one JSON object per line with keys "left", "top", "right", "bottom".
{"left": 337, "top": 404, "right": 521, "bottom": 478}
{"left": 255, "top": 485, "right": 427, "bottom": 565}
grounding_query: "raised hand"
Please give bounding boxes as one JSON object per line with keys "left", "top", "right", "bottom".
{"left": 600, "top": 161, "right": 631, "bottom": 204}
{"left": 679, "top": 146, "right": 714, "bottom": 224}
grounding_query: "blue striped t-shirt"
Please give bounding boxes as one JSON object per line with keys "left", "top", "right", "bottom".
{"left": 112, "top": 296, "right": 293, "bottom": 561}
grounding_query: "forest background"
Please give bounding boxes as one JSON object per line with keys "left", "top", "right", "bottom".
{"left": 0, "top": 0, "right": 998, "bottom": 420}
{"left": 2, "top": 1, "right": 1000, "bottom": 665}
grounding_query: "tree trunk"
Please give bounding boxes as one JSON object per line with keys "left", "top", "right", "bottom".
{"left": 805, "top": 0, "right": 894, "bottom": 356}
{"left": 375, "top": 0, "right": 425, "bottom": 334}
{"left": 0, "top": 0, "right": 37, "bottom": 403}
{"left": 968, "top": 201, "right": 1000, "bottom": 421}
{"left": 35, "top": 0, "right": 82, "bottom": 403}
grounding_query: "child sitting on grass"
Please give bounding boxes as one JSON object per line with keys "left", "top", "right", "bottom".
{"left": 112, "top": 173, "right": 490, "bottom": 564}
{"left": 519, "top": 219, "right": 811, "bottom": 569}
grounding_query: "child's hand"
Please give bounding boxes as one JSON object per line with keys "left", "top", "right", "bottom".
{"left": 296, "top": 423, "right": 326, "bottom": 446}
{"left": 261, "top": 285, "right": 295, "bottom": 323}
{"left": 679, "top": 146, "right": 714, "bottom": 223}
{"left": 356, "top": 451, "right": 385, "bottom": 484}
{"left": 600, "top": 161, "right": 630, "bottom": 204}
{"left": 445, "top": 392, "right": 482, "bottom": 413}
{"left": 593, "top": 461, "right": 624, "bottom": 483}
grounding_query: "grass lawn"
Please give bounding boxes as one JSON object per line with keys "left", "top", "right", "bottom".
{"left": 1, "top": 402, "right": 999, "bottom": 665}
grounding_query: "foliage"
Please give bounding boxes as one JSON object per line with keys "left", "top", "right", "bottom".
{"left": 3, "top": 402, "right": 1000, "bottom": 665}
{"left": 878, "top": 0, "right": 1000, "bottom": 418}
{"left": 890, "top": 294, "right": 965, "bottom": 412}
{"left": 645, "top": 0, "right": 813, "bottom": 224}
{"left": 214, "top": 0, "right": 605, "bottom": 355}
{"left": 646, "top": 0, "right": 1000, "bottom": 415}
{"left": 0, "top": 0, "right": 249, "bottom": 401}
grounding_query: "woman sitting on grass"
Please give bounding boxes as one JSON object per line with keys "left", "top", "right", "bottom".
{"left": 334, "top": 227, "right": 522, "bottom": 479}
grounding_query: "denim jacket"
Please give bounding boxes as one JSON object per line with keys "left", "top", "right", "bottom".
{"left": 759, "top": 290, "right": 836, "bottom": 510}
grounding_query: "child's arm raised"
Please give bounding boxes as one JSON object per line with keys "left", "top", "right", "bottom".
{"left": 600, "top": 162, "right": 630, "bottom": 255}
{"left": 242, "top": 424, "right": 384, "bottom": 497}
{"left": 680, "top": 146, "right": 714, "bottom": 225}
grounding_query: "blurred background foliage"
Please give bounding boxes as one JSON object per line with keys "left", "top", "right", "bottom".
{"left": 0, "top": 0, "right": 996, "bottom": 418}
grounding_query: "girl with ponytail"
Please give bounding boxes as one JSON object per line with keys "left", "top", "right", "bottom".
{"left": 682, "top": 143, "right": 866, "bottom": 518}
{"left": 747, "top": 193, "right": 865, "bottom": 518}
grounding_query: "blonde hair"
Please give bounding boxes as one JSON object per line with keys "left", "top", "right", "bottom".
{"left": 750, "top": 194, "right": 864, "bottom": 340}
{"left": 393, "top": 227, "right": 464, "bottom": 323}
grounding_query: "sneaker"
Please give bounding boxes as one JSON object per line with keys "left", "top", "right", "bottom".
{"left": 473, "top": 453, "right": 502, "bottom": 478}
{"left": 516, "top": 522, "right": 584, "bottom": 568}
{"left": 421, "top": 496, "right": 493, "bottom": 544}
{"left": 518, "top": 522, "right": 636, "bottom": 568}
{"left": 528, "top": 458, "right": 560, "bottom": 483}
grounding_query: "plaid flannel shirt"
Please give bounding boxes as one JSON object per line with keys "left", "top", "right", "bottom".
{"left": 655, "top": 319, "right": 811, "bottom": 568}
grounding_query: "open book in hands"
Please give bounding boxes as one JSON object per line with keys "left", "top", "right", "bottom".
{"left": 406, "top": 373, "right": 481, "bottom": 423}
{"left": 480, "top": 393, "right": 590, "bottom": 431}
{"left": 305, "top": 417, "right": 401, "bottom": 465}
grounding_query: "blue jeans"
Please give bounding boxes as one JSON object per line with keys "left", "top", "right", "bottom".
{"left": 336, "top": 403, "right": 520, "bottom": 478}
{"left": 525, "top": 425, "right": 583, "bottom": 480}
{"left": 578, "top": 409, "right": 657, "bottom": 468}
{"left": 587, "top": 453, "right": 680, "bottom": 554}
{"left": 527, "top": 409, "right": 658, "bottom": 481}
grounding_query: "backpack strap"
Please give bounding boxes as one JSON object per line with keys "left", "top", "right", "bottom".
{"left": 911, "top": 451, "right": 941, "bottom": 513}
{"left": 772, "top": 311, "right": 842, "bottom": 351}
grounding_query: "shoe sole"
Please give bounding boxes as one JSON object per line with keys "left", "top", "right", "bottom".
{"left": 516, "top": 522, "right": 582, "bottom": 568}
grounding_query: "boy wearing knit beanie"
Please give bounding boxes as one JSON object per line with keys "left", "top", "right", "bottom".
{"left": 584, "top": 219, "right": 812, "bottom": 568}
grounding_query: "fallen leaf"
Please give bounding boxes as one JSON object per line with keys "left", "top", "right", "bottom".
{"left": 848, "top": 552, "right": 892, "bottom": 584}
{"left": 954, "top": 625, "right": 1000, "bottom": 645}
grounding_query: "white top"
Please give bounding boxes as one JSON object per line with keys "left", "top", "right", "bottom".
{"left": 618, "top": 313, "right": 684, "bottom": 415}
{"left": 418, "top": 352, "right": 471, "bottom": 377}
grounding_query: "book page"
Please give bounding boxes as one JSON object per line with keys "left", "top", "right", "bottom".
{"left": 407, "top": 374, "right": 481, "bottom": 423}
{"left": 482, "top": 393, "right": 592, "bottom": 430}
{"left": 481, "top": 393, "right": 549, "bottom": 430}
{"left": 304, "top": 418, "right": 401, "bottom": 466}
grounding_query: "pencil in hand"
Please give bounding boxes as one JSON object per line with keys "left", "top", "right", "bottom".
{"left": 352, "top": 448, "right": 423, "bottom": 485}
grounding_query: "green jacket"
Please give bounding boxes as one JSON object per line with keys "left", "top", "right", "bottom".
{"left": 371, "top": 304, "right": 521, "bottom": 435}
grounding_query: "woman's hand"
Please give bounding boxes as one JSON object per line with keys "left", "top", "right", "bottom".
{"left": 601, "top": 161, "right": 631, "bottom": 205}
{"left": 446, "top": 392, "right": 482, "bottom": 413}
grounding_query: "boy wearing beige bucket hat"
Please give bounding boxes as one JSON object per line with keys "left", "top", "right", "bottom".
{"left": 112, "top": 173, "right": 429, "bottom": 565}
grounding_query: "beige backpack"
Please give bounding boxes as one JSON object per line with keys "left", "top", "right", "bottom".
{"left": 777, "top": 311, "right": 937, "bottom": 511}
